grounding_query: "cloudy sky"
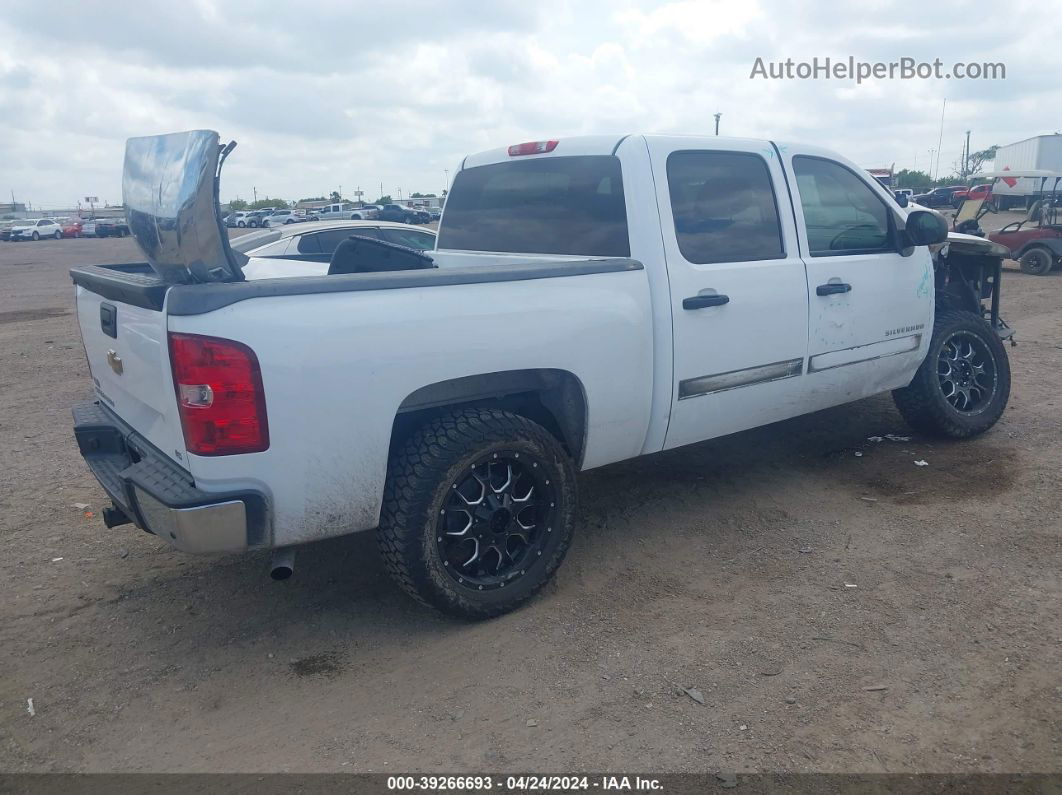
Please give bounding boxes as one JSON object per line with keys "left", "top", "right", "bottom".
{"left": 1, "top": 0, "right": 1058, "bottom": 210}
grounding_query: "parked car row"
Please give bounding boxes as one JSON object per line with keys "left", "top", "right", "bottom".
{"left": 223, "top": 202, "right": 438, "bottom": 228}
{"left": 225, "top": 209, "right": 284, "bottom": 228}
{"left": 0, "top": 217, "right": 130, "bottom": 240}
{"left": 911, "top": 184, "right": 993, "bottom": 209}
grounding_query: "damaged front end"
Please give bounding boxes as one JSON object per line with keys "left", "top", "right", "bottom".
{"left": 932, "top": 232, "right": 1014, "bottom": 342}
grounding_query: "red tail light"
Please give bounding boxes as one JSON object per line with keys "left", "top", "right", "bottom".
{"left": 169, "top": 332, "right": 269, "bottom": 456}
{"left": 508, "top": 140, "right": 558, "bottom": 156}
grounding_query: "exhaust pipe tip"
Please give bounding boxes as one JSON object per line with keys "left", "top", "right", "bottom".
{"left": 269, "top": 547, "right": 296, "bottom": 581}
{"left": 270, "top": 564, "right": 293, "bottom": 581}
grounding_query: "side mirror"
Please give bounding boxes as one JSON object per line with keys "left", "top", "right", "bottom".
{"left": 904, "top": 209, "right": 948, "bottom": 246}
{"left": 894, "top": 191, "right": 909, "bottom": 208}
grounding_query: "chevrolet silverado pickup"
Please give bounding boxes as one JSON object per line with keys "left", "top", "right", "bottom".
{"left": 71, "top": 130, "right": 1013, "bottom": 618}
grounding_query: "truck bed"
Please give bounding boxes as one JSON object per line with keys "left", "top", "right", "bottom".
{"left": 72, "top": 255, "right": 655, "bottom": 548}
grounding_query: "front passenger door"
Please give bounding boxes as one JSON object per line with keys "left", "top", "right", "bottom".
{"left": 782, "top": 151, "right": 933, "bottom": 410}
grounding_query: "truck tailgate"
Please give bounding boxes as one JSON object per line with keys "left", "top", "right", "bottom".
{"left": 76, "top": 285, "right": 184, "bottom": 464}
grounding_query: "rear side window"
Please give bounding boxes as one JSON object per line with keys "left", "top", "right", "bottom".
{"left": 313, "top": 228, "right": 379, "bottom": 254}
{"left": 793, "top": 157, "right": 893, "bottom": 255}
{"left": 438, "top": 155, "right": 629, "bottom": 257}
{"left": 295, "top": 234, "right": 322, "bottom": 254}
{"left": 378, "top": 228, "right": 435, "bottom": 250}
{"left": 666, "top": 151, "right": 784, "bottom": 264}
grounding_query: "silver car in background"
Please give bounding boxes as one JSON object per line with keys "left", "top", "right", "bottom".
{"left": 233, "top": 219, "right": 436, "bottom": 279}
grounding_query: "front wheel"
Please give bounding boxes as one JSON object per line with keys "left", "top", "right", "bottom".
{"left": 893, "top": 309, "right": 1010, "bottom": 439}
{"left": 378, "top": 408, "right": 577, "bottom": 619}
{"left": 1019, "top": 247, "right": 1055, "bottom": 276}
{"left": 31, "top": 232, "right": 39, "bottom": 241}
{"left": 237, "top": 221, "right": 245, "bottom": 227}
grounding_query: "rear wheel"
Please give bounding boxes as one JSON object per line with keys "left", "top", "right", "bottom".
{"left": 893, "top": 309, "right": 1010, "bottom": 439}
{"left": 53, "top": 230, "right": 62, "bottom": 239}
{"left": 378, "top": 408, "right": 577, "bottom": 619}
{"left": 1019, "top": 246, "right": 1054, "bottom": 276}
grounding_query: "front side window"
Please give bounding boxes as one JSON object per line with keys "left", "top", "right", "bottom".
{"left": 666, "top": 151, "right": 784, "bottom": 264}
{"left": 793, "top": 157, "right": 893, "bottom": 255}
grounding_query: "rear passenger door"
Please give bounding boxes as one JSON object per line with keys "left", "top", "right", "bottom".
{"left": 646, "top": 138, "right": 811, "bottom": 450}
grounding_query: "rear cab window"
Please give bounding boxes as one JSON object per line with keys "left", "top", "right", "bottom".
{"left": 438, "top": 155, "right": 630, "bottom": 257}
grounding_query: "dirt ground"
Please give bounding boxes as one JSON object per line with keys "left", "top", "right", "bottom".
{"left": 0, "top": 221, "right": 1059, "bottom": 774}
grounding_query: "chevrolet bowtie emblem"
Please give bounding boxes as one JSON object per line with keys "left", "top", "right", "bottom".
{"left": 106, "top": 349, "right": 124, "bottom": 375}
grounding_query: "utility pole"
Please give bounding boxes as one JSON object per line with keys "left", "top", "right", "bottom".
{"left": 934, "top": 98, "right": 946, "bottom": 182}
{"left": 714, "top": 113, "right": 721, "bottom": 136}
{"left": 444, "top": 169, "right": 449, "bottom": 195}
{"left": 253, "top": 186, "right": 258, "bottom": 204}
{"left": 964, "top": 130, "right": 971, "bottom": 178}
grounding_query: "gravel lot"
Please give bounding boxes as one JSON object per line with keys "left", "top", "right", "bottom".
{"left": 0, "top": 223, "right": 1059, "bottom": 774}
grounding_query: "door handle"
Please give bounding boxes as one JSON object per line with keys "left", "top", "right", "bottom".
{"left": 816, "top": 282, "right": 852, "bottom": 296}
{"left": 682, "top": 294, "right": 730, "bottom": 310}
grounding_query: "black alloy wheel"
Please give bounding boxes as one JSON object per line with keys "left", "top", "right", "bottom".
{"left": 437, "top": 452, "right": 555, "bottom": 591}
{"left": 936, "top": 330, "right": 998, "bottom": 414}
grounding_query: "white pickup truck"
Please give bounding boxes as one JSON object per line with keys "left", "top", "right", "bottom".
{"left": 71, "top": 130, "right": 1013, "bottom": 618}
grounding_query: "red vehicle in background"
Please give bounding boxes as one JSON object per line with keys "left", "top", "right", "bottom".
{"left": 951, "top": 183, "right": 993, "bottom": 207}
{"left": 61, "top": 218, "right": 84, "bottom": 238}
{"left": 984, "top": 171, "right": 1062, "bottom": 275}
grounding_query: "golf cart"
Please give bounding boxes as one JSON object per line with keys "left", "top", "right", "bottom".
{"left": 979, "top": 170, "right": 1062, "bottom": 275}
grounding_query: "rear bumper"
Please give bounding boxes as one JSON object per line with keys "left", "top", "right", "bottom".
{"left": 72, "top": 400, "right": 268, "bottom": 553}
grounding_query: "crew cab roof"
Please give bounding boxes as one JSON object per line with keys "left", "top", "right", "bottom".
{"left": 460, "top": 135, "right": 629, "bottom": 169}
{"left": 459, "top": 134, "right": 848, "bottom": 173}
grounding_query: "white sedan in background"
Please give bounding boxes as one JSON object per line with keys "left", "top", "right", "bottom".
{"left": 233, "top": 220, "right": 436, "bottom": 280}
